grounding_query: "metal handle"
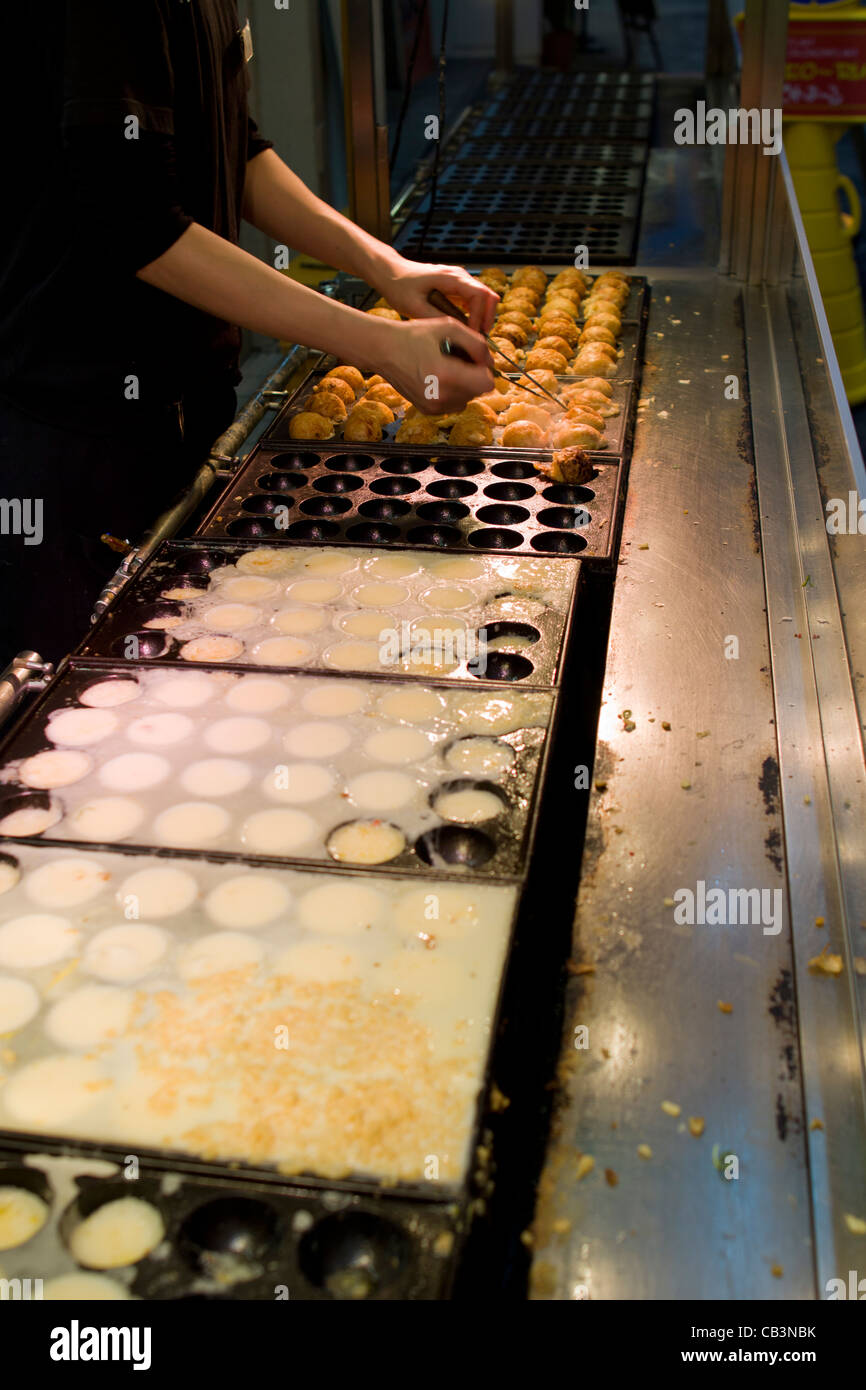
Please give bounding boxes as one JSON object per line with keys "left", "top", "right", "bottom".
{"left": 0, "top": 652, "right": 53, "bottom": 729}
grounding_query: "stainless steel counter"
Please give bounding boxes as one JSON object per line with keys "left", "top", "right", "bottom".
{"left": 529, "top": 263, "right": 866, "bottom": 1300}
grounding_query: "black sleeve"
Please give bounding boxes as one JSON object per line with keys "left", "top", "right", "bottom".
{"left": 247, "top": 116, "right": 274, "bottom": 163}
{"left": 61, "top": 0, "right": 191, "bottom": 272}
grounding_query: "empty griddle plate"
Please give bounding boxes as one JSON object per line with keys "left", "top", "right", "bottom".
{"left": 73, "top": 540, "right": 581, "bottom": 687}
{"left": 0, "top": 662, "right": 554, "bottom": 880}
{"left": 197, "top": 450, "right": 624, "bottom": 561}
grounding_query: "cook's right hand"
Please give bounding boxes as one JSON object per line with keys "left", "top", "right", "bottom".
{"left": 376, "top": 317, "right": 495, "bottom": 413}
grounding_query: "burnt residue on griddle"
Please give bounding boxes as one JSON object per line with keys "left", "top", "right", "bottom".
{"left": 775, "top": 1091, "right": 789, "bottom": 1142}
{"left": 765, "top": 827, "right": 783, "bottom": 873}
{"left": 759, "top": 756, "right": 780, "bottom": 815}
{"left": 768, "top": 968, "right": 794, "bottom": 1029}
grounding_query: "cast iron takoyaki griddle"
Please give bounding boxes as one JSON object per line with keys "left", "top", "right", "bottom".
{"left": 73, "top": 541, "right": 580, "bottom": 688}
{"left": 0, "top": 1141, "right": 469, "bottom": 1300}
{"left": 0, "top": 662, "right": 555, "bottom": 880}
{"left": 198, "top": 450, "right": 624, "bottom": 560}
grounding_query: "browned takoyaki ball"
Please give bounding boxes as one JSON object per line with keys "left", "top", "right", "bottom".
{"left": 563, "top": 404, "right": 605, "bottom": 432}
{"left": 500, "top": 288, "right": 539, "bottom": 312}
{"left": 562, "top": 386, "right": 619, "bottom": 417}
{"left": 479, "top": 267, "right": 508, "bottom": 293}
{"left": 577, "top": 376, "right": 613, "bottom": 397}
{"left": 525, "top": 347, "right": 569, "bottom": 374}
{"left": 289, "top": 411, "right": 334, "bottom": 440}
{"left": 323, "top": 365, "right": 365, "bottom": 394}
{"left": 450, "top": 413, "right": 493, "bottom": 447}
{"left": 395, "top": 415, "right": 442, "bottom": 444}
{"left": 462, "top": 399, "right": 498, "bottom": 424}
{"left": 343, "top": 412, "right": 384, "bottom": 442}
{"left": 582, "top": 308, "right": 622, "bottom": 335}
{"left": 573, "top": 347, "right": 616, "bottom": 377}
{"left": 363, "top": 382, "right": 409, "bottom": 411}
{"left": 544, "top": 286, "right": 581, "bottom": 308}
{"left": 367, "top": 306, "right": 402, "bottom": 320}
{"left": 493, "top": 321, "right": 529, "bottom": 348}
{"left": 579, "top": 325, "right": 617, "bottom": 348}
{"left": 543, "top": 296, "right": 580, "bottom": 321}
{"left": 306, "top": 390, "right": 348, "bottom": 421}
{"left": 351, "top": 399, "right": 394, "bottom": 426}
{"left": 469, "top": 391, "right": 512, "bottom": 415}
{"left": 586, "top": 284, "right": 628, "bottom": 309}
{"left": 537, "top": 317, "right": 579, "bottom": 347}
{"left": 515, "top": 369, "right": 558, "bottom": 392}
{"left": 496, "top": 309, "right": 535, "bottom": 333}
{"left": 501, "top": 420, "right": 547, "bottom": 448}
{"left": 553, "top": 420, "right": 604, "bottom": 449}
{"left": 499, "top": 402, "right": 551, "bottom": 430}
{"left": 315, "top": 376, "right": 354, "bottom": 407}
{"left": 550, "top": 268, "right": 589, "bottom": 291}
{"left": 511, "top": 265, "right": 548, "bottom": 294}
{"left": 535, "top": 335, "right": 574, "bottom": 361}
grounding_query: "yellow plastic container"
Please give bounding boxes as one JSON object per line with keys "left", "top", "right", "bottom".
{"left": 785, "top": 120, "right": 866, "bottom": 403}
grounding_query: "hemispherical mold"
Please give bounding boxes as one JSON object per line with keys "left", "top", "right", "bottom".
{"left": 475, "top": 504, "right": 530, "bottom": 526}
{"left": 414, "top": 501, "right": 470, "bottom": 524}
{"left": 530, "top": 533, "right": 586, "bottom": 554}
{"left": 433, "top": 458, "right": 484, "bottom": 478}
{"left": 345, "top": 522, "right": 401, "bottom": 544}
{"left": 466, "top": 528, "right": 522, "bottom": 550}
{"left": 424, "top": 478, "right": 478, "bottom": 500}
{"left": 285, "top": 520, "right": 341, "bottom": 541}
{"left": 490, "top": 460, "right": 538, "bottom": 480}
{"left": 298, "top": 1210, "right": 411, "bottom": 1299}
{"left": 313, "top": 473, "right": 363, "bottom": 495}
{"left": 358, "top": 499, "right": 412, "bottom": 521}
{"left": 368, "top": 475, "right": 419, "bottom": 497}
{"left": 414, "top": 824, "right": 496, "bottom": 870}
{"left": 256, "top": 471, "right": 307, "bottom": 492}
{"left": 110, "top": 630, "right": 173, "bottom": 659}
{"left": 179, "top": 1197, "right": 283, "bottom": 1280}
{"left": 406, "top": 525, "right": 463, "bottom": 548}
{"left": 323, "top": 454, "right": 375, "bottom": 472}
{"left": 300, "top": 495, "right": 353, "bottom": 517}
{"left": 378, "top": 456, "right": 428, "bottom": 475}
{"left": 483, "top": 481, "right": 536, "bottom": 502}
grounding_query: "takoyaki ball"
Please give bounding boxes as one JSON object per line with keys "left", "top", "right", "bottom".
{"left": 367, "top": 306, "right": 402, "bottom": 320}
{"left": 306, "top": 390, "right": 348, "bottom": 421}
{"left": 353, "top": 399, "right": 394, "bottom": 426}
{"left": 323, "top": 365, "right": 365, "bottom": 394}
{"left": 501, "top": 420, "right": 547, "bottom": 449}
{"left": 493, "top": 321, "right": 529, "bottom": 348}
{"left": 573, "top": 348, "right": 616, "bottom": 377}
{"left": 579, "top": 325, "right": 617, "bottom": 348}
{"left": 289, "top": 411, "right": 334, "bottom": 440}
{"left": 395, "top": 415, "right": 442, "bottom": 444}
{"left": 578, "top": 376, "right": 613, "bottom": 398}
{"left": 365, "top": 373, "right": 388, "bottom": 387}
{"left": 537, "top": 317, "right": 579, "bottom": 347}
{"left": 563, "top": 404, "right": 605, "bottom": 432}
{"left": 315, "top": 375, "right": 355, "bottom": 407}
{"left": 364, "top": 382, "right": 409, "bottom": 411}
{"left": 511, "top": 266, "right": 548, "bottom": 294}
{"left": 562, "top": 387, "right": 619, "bottom": 418}
{"left": 500, "top": 402, "right": 551, "bottom": 430}
{"left": 463, "top": 399, "right": 498, "bottom": 424}
{"left": 595, "top": 271, "right": 630, "bottom": 289}
{"left": 496, "top": 309, "right": 535, "bottom": 333}
{"left": 544, "top": 285, "right": 581, "bottom": 308}
{"left": 525, "top": 347, "right": 569, "bottom": 374}
{"left": 470, "top": 391, "right": 512, "bottom": 415}
{"left": 479, "top": 267, "right": 508, "bottom": 293}
{"left": 450, "top": 413, "right": 493, "bottom": 447}
{"left": 372, "top": 296, "right": 393, "bottom": 309}
{"left": 550, "top": 268, "right": 589, "bottom": 291}
{"left": 587, "top": 283, "right": 629, "bottom": 308}
{"left": 535, "top": 335, "right": 574, "bottom": 361}
{"left": 515, "top": 369, "right": 558, "bottom": 392}
{"left": 343, "top": 411, "right": 384, "bottom": 442}
{"left": 553, "top": 420, "right": 604, "bottom": 450}
{"left": 500, "top": 288, "right": 539, "bottom": 312}
{"left": 582, "top": 308, "right": 622, "bottom": 336}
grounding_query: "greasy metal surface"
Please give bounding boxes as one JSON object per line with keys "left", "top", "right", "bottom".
{"left": 745, "top": 284, "right": 866, "bottom": 1292}
{"left": 199, "top": 448, "right": 623, "bottom": 560}
{"left": 0, "top": 663, "right": 554, "bottom": 881}
{"left": 530, "top": 276, "right": 814, "bottom": 1300}
{"left": 74, "top": 541, "right": 579, "bottom": 688}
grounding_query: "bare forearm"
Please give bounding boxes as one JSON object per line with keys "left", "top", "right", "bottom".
{"left": 136, "top": 221, "right": 390, "bottom": 368}
{"left": 242, "top": 148, "right": 396, "bottom": 288}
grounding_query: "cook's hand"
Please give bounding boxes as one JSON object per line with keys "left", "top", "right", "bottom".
{"left": 376, "top": 317, "right": 495, "bottom": 413}
{"left": 378, "top": 257, "right": 499, "bottom": 334}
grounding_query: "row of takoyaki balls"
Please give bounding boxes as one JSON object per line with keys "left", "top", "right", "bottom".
{"left": 478, "top": 265, "right": 629, "bottom": 376}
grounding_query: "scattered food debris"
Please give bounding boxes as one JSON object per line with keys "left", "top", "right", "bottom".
{"left": 575, "top": 1155, "right": 595, "bottom": 1181}
{"left": 804, "top": 795, "right": 812, "bottom": 805}
{"left": 605, "top": 1169, "right": 619, "bottom": 1187}
{"left": 810, "top": 1118, "right": 824, "bottom": 1132}
{"left": 594, "top": 780, "right": 608, "bottom": 792}
{"left": 688, "top": 1116, "right": 705, "bottom": 1138}
{"left": 637, "top": 1144, "right": 653, "bottom": 1160}
{"left": 717, "top": 1000, "right": 733, "bottom": 1014}
{"left": 844, "top": 1214, "right": 866, "bottom": 1236}
{"left": 433, "top": 1231, "right": 455, "bottom": 1257}
{"left": 696, "top": 730, "right": 710, "bottom": 739}
{"left": 854, "top": 958, "right": 866, "bottom": 976}
{"left": 771, "top": 1265, "right": 784, "bottom": 1279}
{"left": 661, "top": 1100, "right": 681, "bottom": 1117}
{"left": 490, "top": 1084, "right": 510, "bottom": 1113}
{"left": 566, "top": 960, "right": 596, "bottom": 976}
{"left": 681, "top": 780, "right": 691, "bottom": 790}
{"left": 815, "top": 916, "right": 825, "bottom": 928}
{"left": 663, "top": 897, "right": 675, "bottom": 908}
{"left": 808, "top": 947, "right": 843, "bottom": 976}
{"left": 552, "top": 1217, "right": 572, "bottom": 1234}
{"left": 662, "top": 721, "right": 671, "bottom": 731}
{"left": 638, "top": 543, "right": 649, "bottom": 550}
{"left": 520, "top": 1229, "right": 534, "bottom": 1248}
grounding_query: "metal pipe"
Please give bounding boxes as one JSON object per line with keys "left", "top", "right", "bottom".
{"left": 0, "top": 652, "right": 53, "bottom": 728}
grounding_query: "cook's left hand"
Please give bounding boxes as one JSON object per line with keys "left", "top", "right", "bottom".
{"left": 378, "top": 257, "right": 499, "bottom": 334}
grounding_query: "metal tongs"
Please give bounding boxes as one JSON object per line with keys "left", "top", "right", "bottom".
{"left": 428, "top": 288, "right": 568, "bottom": 410}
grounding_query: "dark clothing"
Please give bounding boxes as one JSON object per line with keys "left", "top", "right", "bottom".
{"left": 0, "top": 0, "right": 272, "bottom": 433}
{"left": 0, "top": 1, "right": 272, "bottom": 663}
{"left": 0, "top": 384, "right": 236, "bottom": 668}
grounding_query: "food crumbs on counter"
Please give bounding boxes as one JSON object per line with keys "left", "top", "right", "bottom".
{"left": 490, "top": 1084, "right": 510, "bottom": 1113}
{"left": 854, "top": 958, "right": 866, "bottom": 976}
{"left": 844, "top": 1213, "right": 866, "bottom": 1235}
{"left": 601, "top": 1047, "right": 611, "bottom": 1059}
{"left": 552, "top": 1217, "right": 572, "bottom": 1234}
{"left": 808, "top": 947, "right": 844, "bottom": 976}
{"left": 638, "top": 543, "right": 649, "bottom": 550}
{"left": 594, "top": 780, "right": 608, "bottom": 791}
{"left": 815, "top": 916, "right": 825, "bottom": 928}
{"left": 662, "top": 721, "right": 671, "bottom": 731}
{"left": 575, "top": 1155, "right": 595, "bottom": 1181}
{"left": 810, "top": 1118, "right": 824, "bottom": 1131}
{"left": 688, "top": 1117, "right": 705, "bottom": 1138}
{"left": 566, "top": 961, "right": 596, "bottom": 976}
{"left": 663, "top": 897, "right": 675, "bottom": 908}
{"left": 637, "top": 1144, "right": 653, "bottom": 1160}
{"left": 605, "top": 1169, "right": 619, "bottom": 1187}
{"left": 661, "top": 1100, "right": 681, "bottom": 1117}
{"left": 696, "top": 730, "right": 710, "bottom": 739}
{"left": 804, "top": 795, "right": 812, "bottom": 805}
{"left": 717, "top": 1000, "right": 733, "bottom": 1014}
{"left": 681, "top": 780, "right": 691, "bottom": 790}
{"left": 433, "top": 1231, "right": 454, "bottom": 1257}
{"left": 520, "top": 1229, "right": 534, "bottom": 1248}
{"left": 771, "top": 1265, "right": 784, "bottom": 1279}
